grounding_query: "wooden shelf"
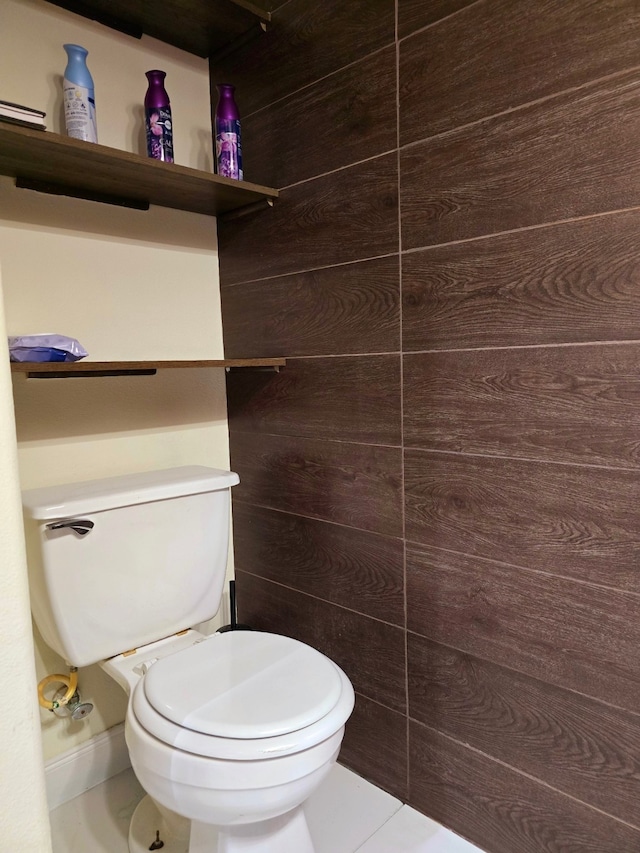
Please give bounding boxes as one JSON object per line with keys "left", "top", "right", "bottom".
{"left": 45, "top": 0, "right": 271, "bottom": 59}
{"left": 0, "top": 123, "right": 278, "bottom": 218}
{"left": 11, "top": 358, "right": 285, "bottom": 378}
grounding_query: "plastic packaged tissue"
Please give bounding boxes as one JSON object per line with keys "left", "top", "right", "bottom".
{"left": 8, "top": 334, "right": 88, "bottom": 363}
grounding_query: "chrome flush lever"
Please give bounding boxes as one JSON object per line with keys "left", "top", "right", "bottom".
{"left": 46, "top": 519, "right": 95, "bottom": 536}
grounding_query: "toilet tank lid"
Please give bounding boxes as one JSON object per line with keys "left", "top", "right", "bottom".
{"left": 22, "top": 466, "right": 240, "bottom": 520}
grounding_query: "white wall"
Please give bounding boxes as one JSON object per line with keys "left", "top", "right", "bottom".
{"left": 0, "top": 267, "right": 52, "bottom": 852}
{"left": 1, "top": 0, "right": 232, "bottom": 779}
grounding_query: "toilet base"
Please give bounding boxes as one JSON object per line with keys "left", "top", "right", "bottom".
{"left": 190, "top": 806, "right": 314, "bottom": 853}
{"left": 129, "top": 794, "right": 315, "bottom": 853}
{"left": 129, "top": 795, "right": 190, "bottom": 853}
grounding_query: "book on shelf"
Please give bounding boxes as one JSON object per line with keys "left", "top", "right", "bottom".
{"left": 0, "top": 114, "right": 46, "bottom": 131}
{"left": 0, "top": 99, "right": 46, "bottom": 129}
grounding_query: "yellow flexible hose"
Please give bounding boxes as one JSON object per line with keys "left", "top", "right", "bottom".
{"left": 37, "top": 667, "right": 78, "bottom": 711}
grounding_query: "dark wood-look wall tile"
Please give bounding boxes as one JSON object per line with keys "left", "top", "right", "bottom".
{"left": 403, "top": 344, "right": 640, "bottom": 469}
{"left": 222, "top": 256, "right": 400, "bottom": 358}
{"left": 401, "top": 70, "right": 640, "bottom": 250}
{"left": 400, "top": 0, "right": 640, "bottom": 145}
{"left": 230, "top": 432, "right": 403, "bottom": 536}
{"left": 219, "top": 153, "right": 398, "bottom": 285}
{"left": 216, "top": 0, "right": 640, "bottom": 840}
{"left": 227, "top": 356, "right": 401, "bottom": 445}
{"left": 409, "top": 722, "right": 640, "bottom": 853}
{"left": 242, "top": 47, "right": 397, "bottom": 189}
{"left": 235, "top": 571, "right": 407, "bottom": 713}
{"left": 404, "top": 450, "right": 640, "bottom": 592}
{"left": 408, "top": 635, "right": 640, "bottom": 826}
{"left": 406, "top": 543, "right": 640, "bottom": 714}
{"left": 232, "top": 503, "right": 404, "bottom": 625}
{"left": 341, "top": 693, "right": 408, "bottom": 801}
{"left": 398, "top": 0, "right": 479, "bottom": 39}
{"left": 402, "top": 211, "right": 640, "bottom": 352}
{"left": 213, "top": 0, "right": 395, "bottom": 117}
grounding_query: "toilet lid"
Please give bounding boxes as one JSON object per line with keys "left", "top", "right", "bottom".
{"left": 142, "top": 631, "right": 344, "bottom": 739}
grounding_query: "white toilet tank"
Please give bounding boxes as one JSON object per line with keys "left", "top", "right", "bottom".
{"left": 22, "top": 466, "right": 239, "bottom": 667}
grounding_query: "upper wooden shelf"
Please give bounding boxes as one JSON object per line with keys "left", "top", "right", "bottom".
{"left": 11, "top": 358, "right": 285, "bottom": 378}
{"left": 45, "top": 0, "right": 271, "bottom": 59}
{"left": 0, "top": 123, "right": 278, "bottom": 218}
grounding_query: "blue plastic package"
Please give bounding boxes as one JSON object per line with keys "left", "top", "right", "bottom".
{"left": 8, "top": 334, "right": 88, "bottom": 363}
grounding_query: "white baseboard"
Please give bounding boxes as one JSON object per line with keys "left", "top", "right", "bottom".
{"left": 45, "top": 723, "right": 131, "bottom": 811}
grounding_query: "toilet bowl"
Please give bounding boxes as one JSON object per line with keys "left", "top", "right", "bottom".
{"left": 103, "top": 628, "right": 355, "bottom": 852}
{"left": 22, "top": 467, "right": 355, "bottom": 853}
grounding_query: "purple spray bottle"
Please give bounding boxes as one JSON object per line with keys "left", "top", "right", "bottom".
{"left": 214, "top": 83, "right": 243, "bottom": 180}
{"left": 144, "top": 70, "right": 173, "bottom": 162}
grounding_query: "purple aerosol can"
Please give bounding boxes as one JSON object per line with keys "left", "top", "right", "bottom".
{"left": 214, "top": 83, "right": 243, "bottom": 180}
{"left": 144, "top": 70, "right": 174, "bottom": 162}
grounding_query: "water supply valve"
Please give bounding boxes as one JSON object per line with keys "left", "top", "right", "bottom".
{"left": 37, "top": 667, "right": 93, "bottom": 719}
{"left": 51, "top": 687, "right": 94, "bottom": 720}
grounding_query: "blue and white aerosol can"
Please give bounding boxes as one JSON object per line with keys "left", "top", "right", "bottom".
{"left": 63, "top": 44, "right": 97, "bottom": 142}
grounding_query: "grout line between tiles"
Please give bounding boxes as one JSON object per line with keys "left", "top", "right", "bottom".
{"left": 400, "top": 204, "right": 640, "bottom": 255}
{"left": 236, "top": 566, "right": 406, "bottom": 633}
{"left": 413, "top": 721, "right": 640, "bottom": 836}
{"left": 221, "top": 206, "right": 640, "bottom": 290}
{"left": 220, "top": 251, "right": 399, "bottom": 288}
{"left": 278, "top": 148, "right": 396, "bottom": 192}
{"left": 232, "top": 497, "right": 404, "bottom": 541}
{"left": 229, "top": 426, "right": 402, "bottom": 449}
{"left": 407, "top": 624, "right": 640, "bottom": 725}
{"left": 404, "top": 536, "right": 640, "bottom": 604}
{"left": 399, "top": 63, "right": 640, "bottom": 152}
{"left": 397, "top": 0, "right": 486, "bottom": 44}
{"left": 352, "top": 805, "right": 405, "bottom": 853}
{"left": 403, "top": 444, "right": 640, "bottom": 474}
{"left": 394, "top": 0, "right": 411, "bottom": 800}
{"left": 403, "top": 337, "right": 640, "bottom": 354}
{"left": 244, "top": 41, "right": 396, "bottom": 122}
{"left": 225, "top": 339, "right": 640, "bottom": 356}
{"left": 230, "top": 426, "right": 639, "bottom": 474}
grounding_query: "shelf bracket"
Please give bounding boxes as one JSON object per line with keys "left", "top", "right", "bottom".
{"left": 219, "top": 197, "right": 274, "bottom": 223}
{"left": 15, "top": 177, "right": 150, "bottom": 211}
{"left": 227, "top": 0, "right": 271, "bottom": 21}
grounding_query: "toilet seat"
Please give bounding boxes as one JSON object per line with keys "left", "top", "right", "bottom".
{"left": 144, "top": 631, "right": 343, "bottom": 738}
{"left": 132, "top": 631, "right": 354, "bottom": 760}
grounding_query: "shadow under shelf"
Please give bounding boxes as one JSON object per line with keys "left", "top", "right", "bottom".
{"left": 10, "top": 358, "right": 286, "bottom": 378}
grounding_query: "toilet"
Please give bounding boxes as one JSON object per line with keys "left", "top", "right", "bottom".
{"left": 22, "top": 466, "right": 355, "bottom": 853}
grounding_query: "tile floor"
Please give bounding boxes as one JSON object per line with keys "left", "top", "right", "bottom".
{"left": 49, "top": 763, "right": 485, "bottom": 853}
